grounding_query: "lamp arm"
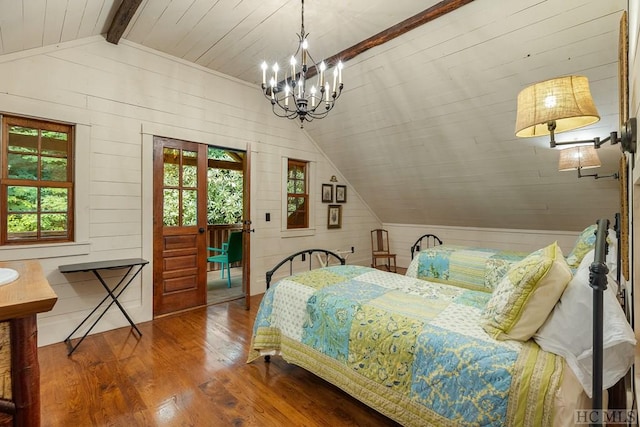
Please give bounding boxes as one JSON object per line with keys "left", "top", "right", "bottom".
{"left": 548, "top": 121, "right": 557, "bottom": 148}
{"left": 594, "top": 173, "right": 619, "bottom": 180}
{"left": 577, "top": 168, "right": 619, "bottom": 180}
{"left": 548, "top": 121, "right": 600, "bottom": 148}
{"left": 547, "top": 118, "right": 636, "bottom": 153}
{"left": 554, "top": 138, "right": 599, "bottom": 147}
{"left": 593, "top": 133, "right": 618, "bottom": 149}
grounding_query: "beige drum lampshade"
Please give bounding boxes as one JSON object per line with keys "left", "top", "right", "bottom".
{"left": 558, "top": 146, "right": 601, "bottom": 171}
{"left": 515, "top": 75, "right": 600, "bottom": 137}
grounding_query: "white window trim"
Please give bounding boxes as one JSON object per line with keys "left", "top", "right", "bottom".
{"left": 0, "top": 122, "right": 90, "bottom": 260}
{"left": 281, "top": 156, "right": 315, "bottom": 237}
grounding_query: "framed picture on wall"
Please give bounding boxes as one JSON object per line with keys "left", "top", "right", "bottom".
{"left": 328, "top": 205, "right": 342, "bottom": 229}
{"left": 335, "top": 185, "right": 347, "bottom": 203}
{"left": 322, "top": 184, "right": 333, "bottom": 203}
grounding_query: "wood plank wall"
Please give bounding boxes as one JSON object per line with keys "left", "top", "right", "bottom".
{"left": 0, "top": 37, "right": 381, "bottom": 346}
{"left": 0, "top": 36, "right": 609, "bottom": 348}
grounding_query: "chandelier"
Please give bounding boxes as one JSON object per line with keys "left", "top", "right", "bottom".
{"left": 260, "top": 0, "right": 344, "bottom": 128}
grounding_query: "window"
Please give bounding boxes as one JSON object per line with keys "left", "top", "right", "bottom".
{"left": 1, "top": 115, "right": 74, "bottom": 244}
{"left": 286, "top": 159, "right": 308, "bottom": 229}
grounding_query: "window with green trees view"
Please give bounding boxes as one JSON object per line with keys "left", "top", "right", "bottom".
{"left": 287, "top": 159, "right": 308, "bottom": 229}
{"left": 1, "top": 115, "right": 73, "bottom": 244}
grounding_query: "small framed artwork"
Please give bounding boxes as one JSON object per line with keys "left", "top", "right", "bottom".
{"left": 327, "top": 205, "right": 342, "bottom": 229}
{"left": 322, "top": 184, "right": 333, "bottom": 203}
{"left": 335, "top": 185, "right": 347, "bottom": 203}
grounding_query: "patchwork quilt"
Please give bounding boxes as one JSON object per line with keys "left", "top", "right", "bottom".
{"left": 248, "top": 265, "right": 563, "bottom": 427}
{"left": 406, "top": 245, "right": 529, "bottom": 292}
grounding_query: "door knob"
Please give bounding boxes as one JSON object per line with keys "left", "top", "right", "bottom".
{"left": 198, "top": 227, "right": 205, "bottom": 233}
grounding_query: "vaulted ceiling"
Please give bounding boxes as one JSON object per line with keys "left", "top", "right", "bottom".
{"left": 0, "top": 0, "right": 628, "bottom": 231}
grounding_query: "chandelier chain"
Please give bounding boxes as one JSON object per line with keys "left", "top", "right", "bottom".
{"left": 300, "top": 0, "right": 304, "bottom": 36}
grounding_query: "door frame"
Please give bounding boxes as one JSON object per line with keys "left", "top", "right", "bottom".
{"left": 140, "top": 124, "right": 252, "bottom": 319}
{"left": 242, "top": 143, "right": 251, "bottom": 310}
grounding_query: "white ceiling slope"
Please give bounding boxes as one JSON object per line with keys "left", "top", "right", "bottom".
{"left": 0, "top": 0, "right": 628, "bottom": 231}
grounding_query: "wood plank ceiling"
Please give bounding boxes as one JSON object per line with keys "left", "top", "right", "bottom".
{"left": 0, "top": 0, "right": 628, "bottom": 231}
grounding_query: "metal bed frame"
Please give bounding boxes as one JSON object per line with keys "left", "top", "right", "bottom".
{"left": 265, "top": 249, "right": 345, "bottom": 289}
{"left": 589, "top": 217, "right": 620, "bottom": 425}
{"left": 262, "top": 218, "right": 624, "bottom": 425}
{"left": 409, "top": 233, "right": 443, "bottom": 260}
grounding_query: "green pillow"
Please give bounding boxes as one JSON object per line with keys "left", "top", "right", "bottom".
{"left": 565, "top": 224, "right": 597, "bottom": 269}
{"left": 481, "top": 242, "right": 572, "bottom": 341}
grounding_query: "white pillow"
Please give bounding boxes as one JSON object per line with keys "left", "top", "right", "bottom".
{"left": 606, "top": 228, "right": 618, "bottom": 280}
{"left": 533, "top": 249, "right": 636, "bottom": 398}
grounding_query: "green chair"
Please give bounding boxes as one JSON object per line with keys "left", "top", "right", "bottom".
{"left": 208, "top": 231, "right": 243, "bottom": 288}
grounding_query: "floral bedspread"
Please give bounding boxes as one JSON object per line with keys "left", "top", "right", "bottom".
{"left": 248, "top": 265, "right": 562, "bottom": 427}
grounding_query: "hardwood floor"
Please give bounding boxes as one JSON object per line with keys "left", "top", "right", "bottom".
{"left": 39, "top": 295, "right": 401, "bottom": 427}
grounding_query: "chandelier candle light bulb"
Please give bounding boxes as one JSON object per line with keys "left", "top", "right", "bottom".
{"left": 261, "top": 62, "right": 267, "bottom": 85}
{"left": 302, "top": 39, "right": 308, "bottom": 66}
{"left": 319, "top": 61, "right": 326, "bottom": 88}
{"left": 325, "top": 83, "right": 330, "bottom": 106}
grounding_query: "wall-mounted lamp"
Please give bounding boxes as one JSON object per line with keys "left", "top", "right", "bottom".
{"left": 558, "top": 146, "right": 618, "bottom": 180}
{"left": 330, "top": 175, "right": 338, "bottom": 182}
{"left": 515, "top": 75, "right": 636, "bottom": 153}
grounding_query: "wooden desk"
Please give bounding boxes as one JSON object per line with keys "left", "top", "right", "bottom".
{"left": 0, "top": 260, "right": 57, "bottom": 427}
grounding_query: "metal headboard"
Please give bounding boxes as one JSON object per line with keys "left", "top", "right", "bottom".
{"left": 410, "top": 234, "right": 443, "bottom": 260}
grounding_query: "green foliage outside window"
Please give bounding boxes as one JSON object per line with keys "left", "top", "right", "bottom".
{"left": 162, "top": 147, "right": 243, "bottom": 226}
{"left": 6, "top": 133, "right": 244, "bottom": 235}
{"left": 4, "top": 119, "right": 72, "bottom": 242}
{"left": 207, "top": 148, "right": 243, "bottom": 225}
{"left": 207, "top": 168, "right": 243, "bottom": 224}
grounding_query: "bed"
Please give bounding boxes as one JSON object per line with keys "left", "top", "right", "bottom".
{"left": 248, "top": 220, "right": 635, "bottom": 426}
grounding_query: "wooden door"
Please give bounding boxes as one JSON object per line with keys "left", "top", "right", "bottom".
{"left": 153, "top": 137, "right": 208, "bottom": 316}
{"left": 242, "top": 144, "right": 252, "bottom": 310}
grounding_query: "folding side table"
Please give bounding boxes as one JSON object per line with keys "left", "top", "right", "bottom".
{"left": 59, "top": 258, "right": 149, "bottom": 355}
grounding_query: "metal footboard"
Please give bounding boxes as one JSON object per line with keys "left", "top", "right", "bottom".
{"left": 265, "top": 249, "right": 345, "bottom": 289}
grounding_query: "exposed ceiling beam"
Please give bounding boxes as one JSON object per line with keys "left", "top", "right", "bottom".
{"left": 306, "top": 0, "right": 475, "bottom": 78}
{"left": 106, "top": 0, "right": 143, "bottom": 45}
